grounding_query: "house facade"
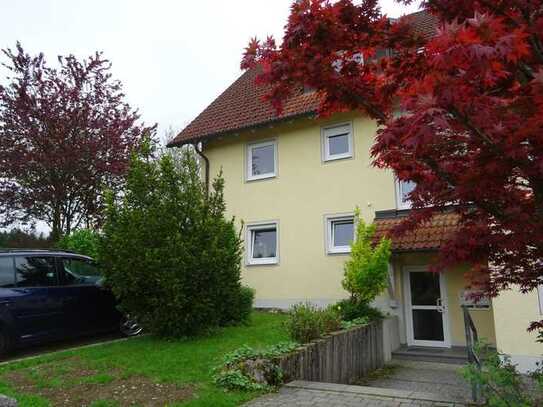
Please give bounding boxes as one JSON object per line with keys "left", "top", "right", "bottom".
{"left": 169, "top": 12, "right": 542, "bottom": 373}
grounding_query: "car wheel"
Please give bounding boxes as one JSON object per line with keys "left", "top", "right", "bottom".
{"left": 119, "top": 315, "right": 143, "bottom": 337}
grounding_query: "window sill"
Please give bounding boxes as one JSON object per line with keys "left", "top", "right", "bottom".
{"left": 323, "top": 154, "right": 353, "bottom": 163}
{"left": 327, "top": 247, "right": 351, "bottom": 255}
{"left": 247, "top": 173, "right": 276, "bottom": 182}
{"left": 246, "top": 258, "right": 279, "bottom": 266}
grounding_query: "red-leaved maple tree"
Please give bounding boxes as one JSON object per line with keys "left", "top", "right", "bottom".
{"left": 242, "top": 0, "right": 543, "bottom": 333}
{"left": 0, "top": 43, "right": 153, "bottom": 240}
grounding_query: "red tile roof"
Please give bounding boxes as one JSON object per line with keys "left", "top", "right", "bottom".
{"left": 168, "top": 11, "right": 438, "bottom": 147}
{"left": 374, "top": 212, "right": 460, "bottom": 252}
{"left": 402, "top": 10, "right": 439, "bottom": 40}
{"left": 168, "top": 68, "right": 320, "bottom": 146}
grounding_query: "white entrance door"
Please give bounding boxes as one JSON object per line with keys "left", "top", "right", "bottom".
{"left": 404, "top": 267, "right": 451, "bottom": 348}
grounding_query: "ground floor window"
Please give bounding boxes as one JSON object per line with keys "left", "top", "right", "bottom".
{"left": 246, "top": 222, "right": 279, "bottom": 265}
{"left": 325, "top": 214, "right": 354, "bottom": 254}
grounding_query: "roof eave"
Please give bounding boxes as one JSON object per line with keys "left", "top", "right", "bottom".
{"left": 167, "top": 110, "right": 317, "bottom": 148}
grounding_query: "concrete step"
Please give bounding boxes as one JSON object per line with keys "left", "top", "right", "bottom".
{"left": 392, "top": 348, "right": 469, "bottom": 365}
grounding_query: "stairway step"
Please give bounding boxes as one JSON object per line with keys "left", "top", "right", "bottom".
{"left": 392, "top": 349, "right": 468, "bottom": 365}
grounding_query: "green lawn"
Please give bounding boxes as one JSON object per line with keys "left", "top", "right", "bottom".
{"left": 0, "top": 312, "right": 288, "bottom": 407}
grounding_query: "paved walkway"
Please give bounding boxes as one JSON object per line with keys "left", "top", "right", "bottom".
{"left": 248, "top": 381, "right": 465, "bottom": 406}
{"left": 362, "top": 359, "right": 471, "bottom": 403}
{"left": 247, "top": 359, "right": 471, "bottom": 407}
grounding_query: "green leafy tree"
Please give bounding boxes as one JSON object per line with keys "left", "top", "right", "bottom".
{"left": 342, "top": 208, "right": 391, "bottom": 305}
{"left": 57, "top": 229, "right": 100, "bottom": 259}
{"left": 99, "top": 142, "right": 250, "bottom": 337}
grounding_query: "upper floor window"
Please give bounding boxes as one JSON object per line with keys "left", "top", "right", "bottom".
{"left": 246, "top": 221, "right": 279, "bottom": 265}
{"left": 322, "top": 123, "right": 353, "bottom": 162}
{"left": 247, "top": 140, "right": 277, "bottom": 181}
{"left": 396, "top": 180, "right": 416, "bottom": 210}
{"left": 538, "top": 285, "right": 543, "bottom": 315}
{"left": 326, "top": 214, "right": 355, "bottom": 254}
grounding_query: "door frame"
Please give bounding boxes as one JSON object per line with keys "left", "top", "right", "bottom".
{"left": 403, "top": 265, "right": 451, "bottom": 348}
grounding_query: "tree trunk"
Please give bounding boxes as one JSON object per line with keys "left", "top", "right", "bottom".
{"left": 50, "top": 207, "right": 62, "bottom": 242}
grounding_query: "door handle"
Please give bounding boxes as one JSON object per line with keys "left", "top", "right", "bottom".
{"left": 436, "top": 298, "right": 445, "bottom": 313}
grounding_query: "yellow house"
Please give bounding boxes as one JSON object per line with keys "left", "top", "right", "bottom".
{"left": 168, "top": 13, "right": 542, "bottom": 374}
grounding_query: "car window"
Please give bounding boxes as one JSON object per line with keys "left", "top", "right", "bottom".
{"left": 0, "top": 257, "right": 15, "bottom": 288}
{"left": 15, "top": 256, "right": 58, "bottom": 287}
{"left": 60, "top": 258, "right": 101, "bottom": 285}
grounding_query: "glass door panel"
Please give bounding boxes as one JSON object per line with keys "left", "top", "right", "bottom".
{"left": 406, "top": 270, "right": 449, "bottom": 347}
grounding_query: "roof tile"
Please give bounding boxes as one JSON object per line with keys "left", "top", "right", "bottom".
{"left": 374, "top": 212, "right": 460, "bottom": 251}
{"left": 169, "top": 11, "right": 438, "bottom": 146}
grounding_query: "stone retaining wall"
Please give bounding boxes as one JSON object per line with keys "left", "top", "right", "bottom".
{"left": 279, "top": 321, "right": 384, "bottom": 384}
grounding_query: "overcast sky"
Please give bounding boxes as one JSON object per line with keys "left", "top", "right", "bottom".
{"left": 1, "top": 1, "right": 420, "bottom": 234}
{"left": 1, "top": 0, "right": 420, "bottom": 144}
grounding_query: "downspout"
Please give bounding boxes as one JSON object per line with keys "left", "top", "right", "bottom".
{"left": 194, "top": 141, "right": 210, "bottom": 194}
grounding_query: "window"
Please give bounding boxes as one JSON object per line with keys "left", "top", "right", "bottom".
{"left": 0, "top": 257, "right": 15, "bottom": 288}
{"left": 539, "top": 285, "right": 543, "bottom": 315}
{"left": 247, "top": 140, "right": 277, "bottom": 181}
{"left": 326, "top": 215, "right": 355, "bottom": 254}
{"left": 396, "top": 180, "right": 416, "bottom": 209}
{"left": 322, "top": 123, "right": 353, "bottom": 161}
{"left": 247, "top": 222, "right": 278, "bottom": 265}
{"left": 15, "top": 256, "right": 58, "bottom": 287}
{"left": 60, "top": 257, "right": 102, "bottom": 286}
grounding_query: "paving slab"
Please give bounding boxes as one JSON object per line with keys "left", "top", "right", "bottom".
{"left": 246, "top": 381, "right": 466, "bottom": 407}
{"left": 363, "top": 359, "right": 472, "bottom": 403}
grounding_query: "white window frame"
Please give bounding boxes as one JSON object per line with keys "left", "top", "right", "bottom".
{"left": 246, "top": 221, "right": 279, "bottom": 265}
{"left": 538, "top": 285, "right": 543, "bottom": 315}
{"left": 246, "top": 140, "right": 277, "bottom": 181}
{"left": 321, "top": 123, "right": 353, "bottom": 162}
{"left": 395, "top": 179, "right": 415, "bottom": 210}
{"left": 325, "top": 214, "right": 355, "bottom": 254}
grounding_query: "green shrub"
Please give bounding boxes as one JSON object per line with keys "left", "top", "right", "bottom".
{"left": 230, "top": 286, "right": 255, "bottom": 325}
{"left": 320, "top": 306, "right": 342, "bottom": 333}
{"left": 213, "top": 342, "right": 298, "bottom": 391}
{"left": 99, "top": 143, "right": 250, "bottom": 337}
{"left": 57, "top": 229, "right": 100, "bottom": 259}
{"left": 284, "top": 303, "right": 323, "bottom": 343}
{"left": 284, "top": 303, "right": 343, "bottom": 343}
{"left": 461, "top": 344, "right": 543, "bottom": 406}
{"left": 333, "top": 298, "right": 384, "bottom": 322}
{"left": 340, "top": 316, "right": 370, "bottom": 330}
{"left": 342, "top": 208, "right": 391, "bottom": 305}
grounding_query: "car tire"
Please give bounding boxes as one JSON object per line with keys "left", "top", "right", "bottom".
{"left": 119, "top": 315, "right": 143, "bottom": 337}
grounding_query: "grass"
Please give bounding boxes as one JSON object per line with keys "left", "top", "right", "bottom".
{"left": 0, "top": 312, "right": 288, "bottom": 407}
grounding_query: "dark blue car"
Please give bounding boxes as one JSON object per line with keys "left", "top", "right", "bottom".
{"left": 0, "top": 249, "right": 141, "bottom": 356}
